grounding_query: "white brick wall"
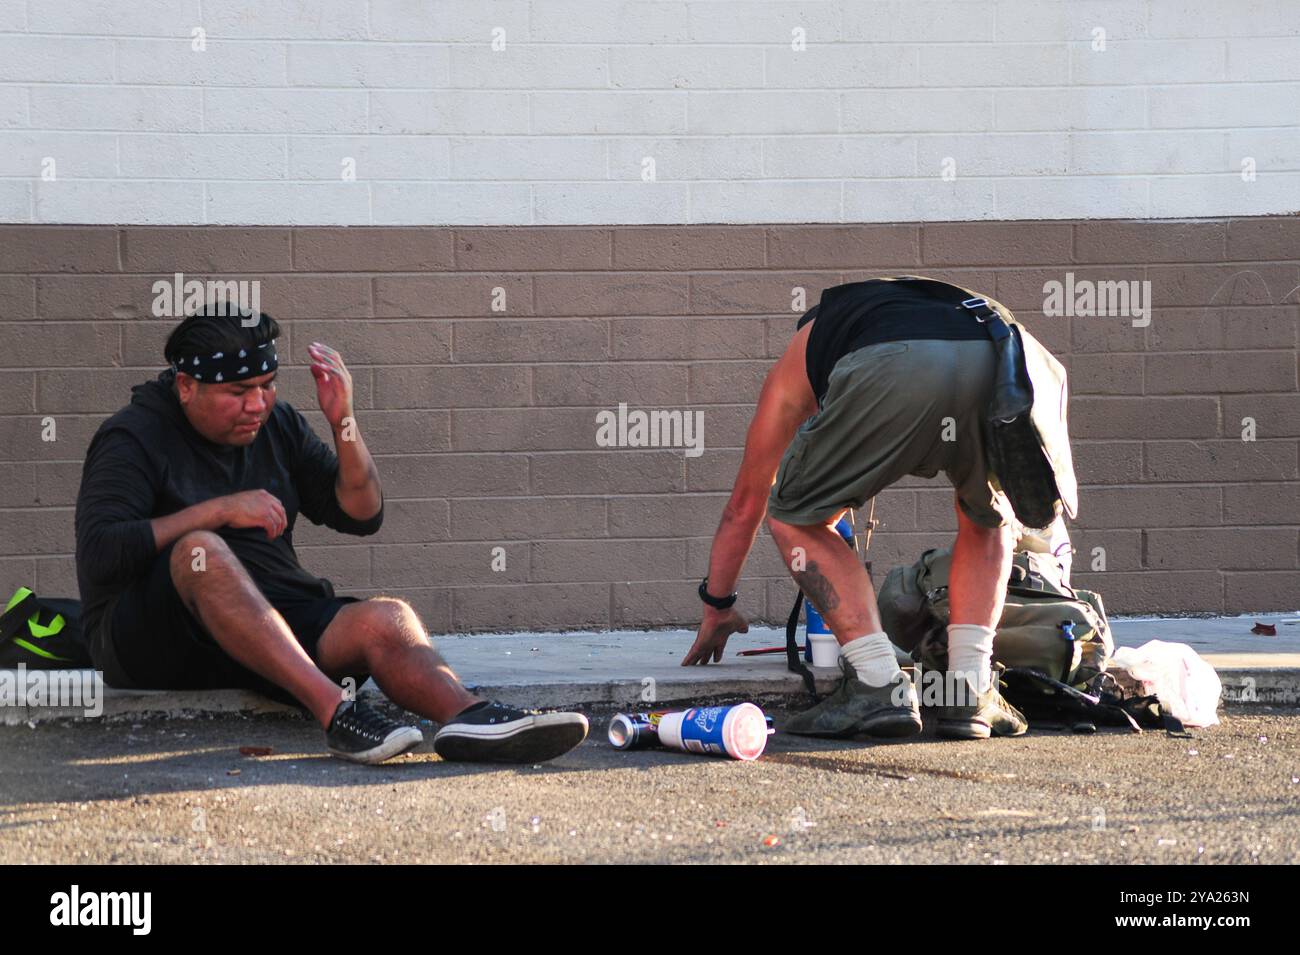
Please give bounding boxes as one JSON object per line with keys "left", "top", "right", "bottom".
{"left": 0, "top": 0, "right": 1296, "bottom": 224}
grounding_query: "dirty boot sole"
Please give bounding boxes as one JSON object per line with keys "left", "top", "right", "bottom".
{"left": 787, "top": 708, "right": 923, "bottom": 740}
{"left": 858, "top": 709, "right": 924, "bottom": 739}
{"left": 936, "top": 717, "right": 992, "bottom": 740}
{"left": 936, "top": 715, "right": 1027, "bottom": 740}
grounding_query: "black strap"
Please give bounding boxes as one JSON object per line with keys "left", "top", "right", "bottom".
{"left": 1161, "top": 709, "right": 1194, "bottom": 738}
{"left": 785, "top": 591, "right": 817, "bottom": 698}
{"left": 0, "top": 592, "right": 40, "bottom": 646}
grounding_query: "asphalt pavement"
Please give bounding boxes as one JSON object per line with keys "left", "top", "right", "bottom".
{"left": 2, "top": 703, "right": 1296, "bottom": 864}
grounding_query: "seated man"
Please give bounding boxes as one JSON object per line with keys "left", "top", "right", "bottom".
{"left": 684, "top": 276, "right": 1075, "bottom": 741}
{"left": 75, "top": 305, "right": 587, "bottom": 765}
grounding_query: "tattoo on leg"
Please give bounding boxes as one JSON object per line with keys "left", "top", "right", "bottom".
{"left": 792, "top": 561, "right": 840, "bottom": 615}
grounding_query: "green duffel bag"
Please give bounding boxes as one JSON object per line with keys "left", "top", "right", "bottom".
{"left": 878, "top": 547, "right": 1112, "bottom": 688}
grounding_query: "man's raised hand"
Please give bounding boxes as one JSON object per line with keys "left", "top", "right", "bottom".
{"left": 308, "top": 341, "right": 354, "bottom": 431}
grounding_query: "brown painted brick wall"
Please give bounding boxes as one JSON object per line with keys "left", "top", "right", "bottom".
{"left": 0, "top": 219, "right": 1297, "bottom": 632}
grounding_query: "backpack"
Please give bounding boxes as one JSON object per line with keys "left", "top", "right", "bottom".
{"left": 0, "top": 588, "right": 91, "bottom": 669}
{"left": 877, "top": 547, "right": 1112, "bottom": 688}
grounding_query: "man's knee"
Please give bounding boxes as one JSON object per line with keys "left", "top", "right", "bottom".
{"left": 767, "top": 510, "right": 844, "bottom": 544}
{"left": 169, "top": 530, "right": 237, "bottom": 590}
{"left": 352, "top": 597, "right": 427, "bottom": 652}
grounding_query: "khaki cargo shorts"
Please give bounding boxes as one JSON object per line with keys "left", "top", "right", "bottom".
{"left": 767, "top": 339, "right": 1015, "bottom": 528}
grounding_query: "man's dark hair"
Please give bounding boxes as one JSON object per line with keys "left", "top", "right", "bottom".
{"left": 164, "top": 304, "right": 280, "bottom": 372}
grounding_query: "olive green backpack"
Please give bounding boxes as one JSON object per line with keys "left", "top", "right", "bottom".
{"left": 878, "top": 547, "right": 1112, "bottom": 688}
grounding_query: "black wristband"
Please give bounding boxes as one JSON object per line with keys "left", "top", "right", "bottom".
{"left": 698, "top": 577, "right": 737, "bottom": 610}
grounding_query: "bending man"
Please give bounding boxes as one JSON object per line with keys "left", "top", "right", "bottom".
{"left": 683, "top": 276, "right": 1073, "bottom": 741}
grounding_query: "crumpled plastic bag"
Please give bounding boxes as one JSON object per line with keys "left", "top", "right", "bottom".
{"left": 1110, "top": 639, "right": 1222, "bottom": 728}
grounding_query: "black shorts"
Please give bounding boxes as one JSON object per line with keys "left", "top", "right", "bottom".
{"left": 92, "top": 540, "right": 363, "bottom": 703}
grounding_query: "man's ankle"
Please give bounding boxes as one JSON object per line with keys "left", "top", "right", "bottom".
{"left": 840, "top": 631, "right": 902, "bottom": 687}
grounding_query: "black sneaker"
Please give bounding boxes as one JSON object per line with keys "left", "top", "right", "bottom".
{"left": 433, "top": 701, "right": 589, "bottom": 763}
{"left": 325, "top": 700, "right": 424, "bottom": 764}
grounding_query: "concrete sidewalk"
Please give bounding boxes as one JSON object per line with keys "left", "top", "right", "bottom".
{"left": 3, "top": 614, "right": 1297, "bottom": 724}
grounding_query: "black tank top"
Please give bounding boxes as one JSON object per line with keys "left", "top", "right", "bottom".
{"left": 797, "top": 276, "right": 1000, "bottom": 405}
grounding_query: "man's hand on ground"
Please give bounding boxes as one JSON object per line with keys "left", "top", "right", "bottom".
{"left": 681, "top": 606, "right": 749, "bottom": 666}
{"left": 218, "top": 490, "right": 287, "bottom": 539}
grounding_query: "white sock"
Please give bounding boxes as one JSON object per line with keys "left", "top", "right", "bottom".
{"left": 841, "top": 631, "right": 902, "bottom": 687}
{"left": 948, "top": 624, "right": 996, "bottom": 691}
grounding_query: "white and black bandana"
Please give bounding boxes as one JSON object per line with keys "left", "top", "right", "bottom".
{"left": 171, "top": 339, "right": 278, "bottom": 383}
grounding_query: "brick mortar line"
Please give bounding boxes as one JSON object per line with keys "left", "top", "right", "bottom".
{"left": 5, "top": 267, "right": 1280, "bottom": 281}
{"left": 9, "top": 252, "right": 1299, "bottom": 264}
{"left": 10, "top": 80, "right": 1300, "bottom": 93}
{"left": 1, "top": 230, "right": 1292, "bottom": 242}
{"left": 17, "top": 169, "right": 1300, "bottom": 183}
{"left": 5, "top": 219, "right": 1284, "bottom": 228}
{"left": 9, "top": 522, "right": 1299, "bottom": 537}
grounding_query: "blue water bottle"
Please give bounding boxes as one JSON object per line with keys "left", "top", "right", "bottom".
{"left": 804, "top": 517, "right": 856, "bottom": 662}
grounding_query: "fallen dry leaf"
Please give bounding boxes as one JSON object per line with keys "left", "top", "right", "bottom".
{"left": 239, "top": 746, "right": 273, "bottom": 757}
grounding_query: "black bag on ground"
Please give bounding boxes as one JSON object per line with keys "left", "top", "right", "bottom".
{"left": 0, "top": 587, "right": 91, "bottom": 668}
{"left": 999, "top": 667, "right": 1185, "bottom": 735}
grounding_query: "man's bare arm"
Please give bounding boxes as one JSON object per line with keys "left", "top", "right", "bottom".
{"left": 308, "top": 341, "right": 382, "bottom": 522}
{"left": 702, "top": 322, "right": 819, "bottom": 596}
{"left": 332, "top": 420, "right": 382, "bottom": 521}
{"left": 681, "top": 322, "right": 819, "bottom": 665}
{"left": 149, "top": 499, "right": 227, "bottom": 552}
{"left": 149, "top": 491, "right": 289, "bottom": 552}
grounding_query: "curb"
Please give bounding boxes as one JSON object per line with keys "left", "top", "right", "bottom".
{"left": 1215, "top": 667, "right": 1300, "bottom": 707}
{"left": 3, "top": 663, "right": 1296, "bottom": 725}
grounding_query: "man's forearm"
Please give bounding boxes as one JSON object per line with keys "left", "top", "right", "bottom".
{"left": 332, "top": 417, "right": 382, "bottom": 520}
{"left": 703, "top": 499, "right": 767, "bottom": 597}
{"left": 150, "top": 498, "right": 226, "bottom": 552}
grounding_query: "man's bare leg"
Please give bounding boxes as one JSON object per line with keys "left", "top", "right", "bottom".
{"left": 948, "top": 496, "right": 1014, "bottom": 630}
{"left": 314, "top": 597, "right": 479, "bottom": 723}
{"left": 767, "top": 510, "right": 912, "bottom": 696}
{"left": 772, "top": 511, "right": 920, "bottom": 737}
{"left": 938, "top": 495, "right": 1026, "bottom": 739}
{"left": 170, "top": 530, "right": 343, "bottom": 727}
{"left": 767, "top": 510, "right": 880, "bottom": 645}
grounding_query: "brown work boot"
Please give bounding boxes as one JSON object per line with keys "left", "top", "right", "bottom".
{"left": 936, "top": 664, "right": 1028, "bottom": 740}
{"left": 783, "top": 658, "right": 922, "bottom": 739}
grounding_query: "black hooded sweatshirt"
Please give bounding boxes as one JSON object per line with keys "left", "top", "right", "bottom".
{"left": 74, "top": 369, "right": 383, "bottom": 645}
